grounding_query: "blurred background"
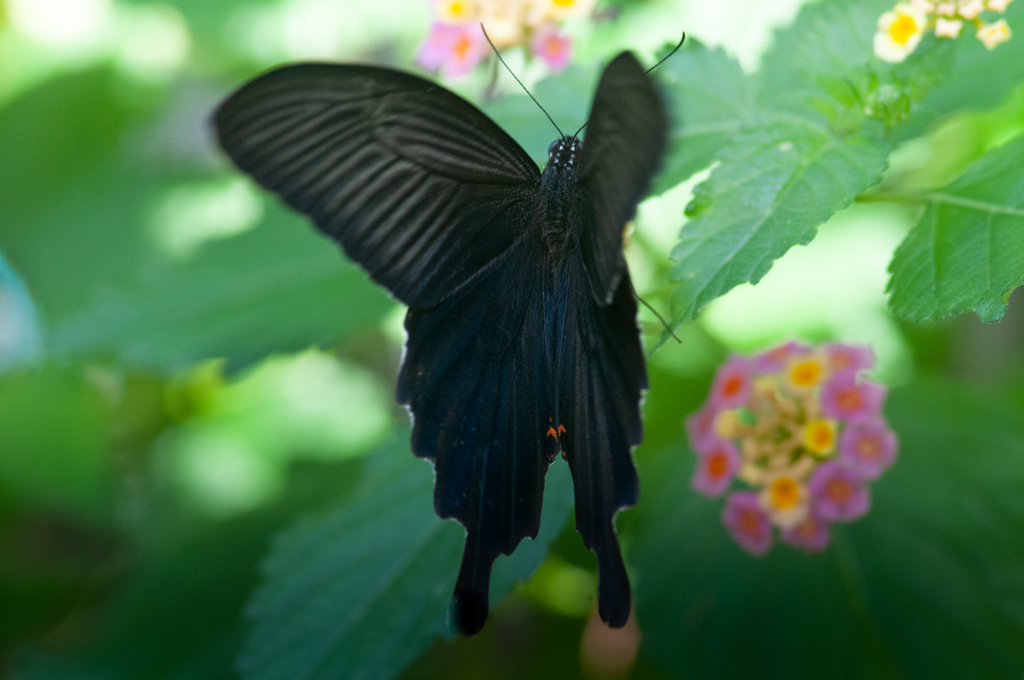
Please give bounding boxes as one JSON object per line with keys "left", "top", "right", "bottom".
{"left": 1, "top": 0, "right": 1023, "bottom": 678}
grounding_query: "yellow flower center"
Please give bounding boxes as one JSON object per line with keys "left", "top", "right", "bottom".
{"left": 790, "top": 360, "right": 822, "bottom": 387}
{"left": 770, "top": 477, "right": 801, "bottom": 510}
{"left": 553, "top": 0, "right": 576, "bottom": 6}
{"left": 890, "top": 15, "right": 918, "bottom": 44}
{"left": 803, "top": 419, "right": 835, "bottom": 453}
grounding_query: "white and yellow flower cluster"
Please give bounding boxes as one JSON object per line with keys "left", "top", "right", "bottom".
{"left": 874, "top": 0, "right": 1013, "bottom": 62}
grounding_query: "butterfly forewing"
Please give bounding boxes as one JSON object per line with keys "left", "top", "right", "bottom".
{"left": 215, "top": 63, "right": 541, "bottom": 308}
{"left": 578, "top": 53, "right": 668, "bottom": 305}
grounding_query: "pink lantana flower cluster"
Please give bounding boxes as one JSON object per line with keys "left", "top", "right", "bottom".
{"left": 874, "top": 0, "right": 1013, "bottom": 62}
{"left": 686, "top": 342, "right": 898, "bottom": 556}
{"left": 417, "top": 0, "right": 594, "bottom": 77}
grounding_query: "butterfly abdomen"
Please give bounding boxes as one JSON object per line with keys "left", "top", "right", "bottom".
{"left": 540, "top": 137, "right": 584, "bottom": 259}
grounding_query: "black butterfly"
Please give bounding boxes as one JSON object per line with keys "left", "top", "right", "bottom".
{"left": 214, "top": 49, "right": 667, "bottom": 635}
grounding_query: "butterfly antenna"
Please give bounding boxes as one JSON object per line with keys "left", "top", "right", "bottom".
{"left": 637, "top": 294, "right": 681, "bottom": 344}
{"left": 646, "top": 32, "right": 686, "bottom": 75}
{"left": 571, "top": 32, "right": 686, "bottom": 141}
{"left": 481, "top": 24, "right": 564, "bottom": 138}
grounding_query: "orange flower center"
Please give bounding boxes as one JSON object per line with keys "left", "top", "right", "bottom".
{"left": 738, "top": 509, "right": 761, "bottom": 536}
{"left": 770, "top": 477, "right": 801, "bottom": 509}
{"left": 890, "top": 15, "right": 918, "bottom": 44}
{"left": 797, "top": 518, "right": 818, "bottom": 539}
{"left": 790, "top": 360, "right": 821, "bottom": 387}
{"left": 826, "top": 478, "right": 853, "bottom": 503}
{"left": 857, "top": 437, "right": 881, "bottom": 460}
{"left": 804, "top": 419, "right": 835, "bottom": 453}
{"left": 708, "top": 451, "right": 728, "bottom": 478}
{"left": 453, "top": 35, "right": 472, "bottom": 60}
{"left": 837, "top": 388, "right": 863, "bottom": 412}
{"left": 545, "top": 36, "right": 565, "bottom": 56}
{"left": 722, "top": 374, "right": 745, "bottom": 397}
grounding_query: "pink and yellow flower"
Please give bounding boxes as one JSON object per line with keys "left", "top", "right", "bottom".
{"left": 416, "top": 22, "right": 487, "bottom": 76}
{"left": 781, "top": 513, "right": 832, "bottom": 553}
{"left": 722, "top": 492, "right": 773, "bottom": 555}
{"left": 686, "top": 340, "right": 895, "bottom": 556}
{"left": 824, "top": 343, "right": 875, "bottom": 377}
{"left": 418, "top": 0, "right": 593, "bottom": 76}
{"left": 691, "top": 438, "right": 741, "bottom": 497}
{"left": 839, "top": 418, "right": 898, "bottom": 479}
{"left": 531, "top": 24, "right": 572, "bottom": 72}
{"left": 810, "top": 461, "right": 871, "bottom": 521}
{"left": 752, "top": 341, "right": 809, "bottom": 374}
{"left": 821, "top": 374, "right": 886, "bottom": 421}
{"left": 710, "top": 356, "right": 754, "bottom": 409}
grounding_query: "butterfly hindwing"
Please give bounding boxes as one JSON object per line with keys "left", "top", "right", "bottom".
{"left": 578, "top": 52, "right": 668, "bottom": 305}
{"left": 397, "top": 231, "right": 559, "bottom": 635}
{"left": 215, "top": 63, "right": 541, "bottom": 308}
{"left": 557, "top": 253, "right": 647, "bottom": 628}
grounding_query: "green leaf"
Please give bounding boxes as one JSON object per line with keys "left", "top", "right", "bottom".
{"left": 668, "top": 120, "right": 890, "bottom": 324}
{"left": 0, "top": 368, "right": 111, "bottom": 514}
{"left": 49, "top": 200, "right": 393, "bottom": 372}
{"left": 653, "top": 42, "right": 754, "bottom": 193}
{"left": 239, "top": 443, "right": 575, "bottom": 680}
{"left": 756, "top": 0, "right": 890, "bottom": 111}
{"left": 757, "top": 0, "right": 957, "bottom": 131}
{"left": 0, "top": 69, "right": 394, "bottom": 371}
{"left": 629, "top": 378, "right": 1024, "bottom": 678}
{"left": 888, "top": 134, "right": 1024, "bottom": 323}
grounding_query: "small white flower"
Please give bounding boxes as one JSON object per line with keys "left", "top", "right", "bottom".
{"left": 874, "top": 3, "right": 928, "bottom": 62}
{"left": 977, "top": 18, "right": 1012, "bottom": 48}
{"left": 935, "top": 17, "right": 964, "bottom": 36}
{"left": 936, "top": 1, "right": 957, "bottom": 15}
{"left": 911, "top": 0, "right": 936, "bottom": 10}
{"left": 957, "top": 0, "right": 986, "bottom": 19}
{"left": 987, "top": 0, "right": 1013, "bottom": 11}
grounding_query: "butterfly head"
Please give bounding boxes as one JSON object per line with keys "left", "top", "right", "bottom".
{"left": 546, "top": 137, "right": 582, "bottom": 173}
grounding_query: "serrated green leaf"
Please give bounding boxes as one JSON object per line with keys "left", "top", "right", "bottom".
{"left": 888, "top": 134, "right": 1024, "bottom": 323}
{"left": 629, "top": 379, "right": 1024, "bottom": 678}
{"left": 757, "top": 0, "right": 957, "bottom": 131}
{"left": 239, "top": 444, "right": 575, "bottom": 680}
{"left": 757, "top": 0, "right": 890, "bottom": 111}
{"left": 668, "top": 120, "right": 890, "bottom": 324}
{"left": 652, "top": 42, "right": 754, "bottom": 193}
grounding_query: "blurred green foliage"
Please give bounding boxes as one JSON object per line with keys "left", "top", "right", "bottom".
{"left": 0, "top": 0, "right": 1023, "bottom": 678}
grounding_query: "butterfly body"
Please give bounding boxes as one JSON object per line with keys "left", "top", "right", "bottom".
{"left": 215, "top": 52, "right": 667, "bottom": 635}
